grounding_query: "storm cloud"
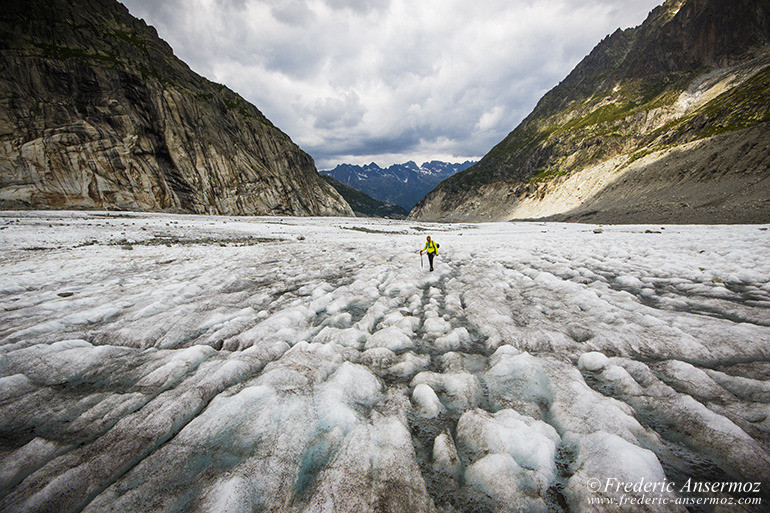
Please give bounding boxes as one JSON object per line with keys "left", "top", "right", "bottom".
{"left": 121, "top": 0, "right": 662, "bottom": 168}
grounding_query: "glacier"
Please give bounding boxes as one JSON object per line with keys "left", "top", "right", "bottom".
{"left": 0, "top": 211, "right": 768, "bottom": 512}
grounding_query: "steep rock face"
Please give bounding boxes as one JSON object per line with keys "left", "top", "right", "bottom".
{"left": 411, "top": 0, "right": 769, "bottom": 223}
{"left": 0, "top": 0, "right": 353, "bottom": 216}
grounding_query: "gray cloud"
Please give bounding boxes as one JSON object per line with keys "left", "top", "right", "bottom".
{"left": 304, "top": 91, "right": 367, "bottom": 129}
{"left": 323, "top": 0, "right": 390, "bottom": 14}
{"left": 270, "top": 0, "right": 316, "bottom": 25}
{"left": 122, "top": 0, "right": 662, "bottom": 168}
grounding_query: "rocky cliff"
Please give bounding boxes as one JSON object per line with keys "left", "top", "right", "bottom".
{"left": 0, "top": 0, "right": 353, "bottom": 216}
{"left": 411, "top": 0, "right": 770, "bottom": 223}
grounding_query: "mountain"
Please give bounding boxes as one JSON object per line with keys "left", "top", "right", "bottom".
{"left": 411, "top": 0, "right": 770, "bottom": 223}
{"left": 0, "top": 0, "right": 353, "bottom": 216}
{"left": 321, "top": 160, "right": 475, "bottom": 210}
{"left": 320, "top": 174, "right": 409, "bottom": 218}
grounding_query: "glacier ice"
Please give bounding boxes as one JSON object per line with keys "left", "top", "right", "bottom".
{"left": 0, "top": 211, "right": 769, "bottom": 512}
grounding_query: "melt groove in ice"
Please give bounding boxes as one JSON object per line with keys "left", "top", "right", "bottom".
{"left": 1, "top": 211, "right": 769, "bottom": 512}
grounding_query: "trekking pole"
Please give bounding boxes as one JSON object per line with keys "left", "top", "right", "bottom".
{"left": 420, "top": 252, "right": 423, "bottom": 267}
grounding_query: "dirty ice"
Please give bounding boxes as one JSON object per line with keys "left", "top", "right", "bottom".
{"left": 1, "top": 211, "right": 768, "bottom": 512}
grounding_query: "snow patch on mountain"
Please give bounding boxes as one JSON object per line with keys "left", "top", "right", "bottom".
{"left": 321, "top": 160, "right": 476, "bottom": 210}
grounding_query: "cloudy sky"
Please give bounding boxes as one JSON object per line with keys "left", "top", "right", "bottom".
{"left": 121, "top": 0, "right": 661, "bottom": 169}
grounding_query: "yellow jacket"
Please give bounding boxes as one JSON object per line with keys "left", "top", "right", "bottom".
{"left": 421, "top": 240, "right": 438, "bottom": 254}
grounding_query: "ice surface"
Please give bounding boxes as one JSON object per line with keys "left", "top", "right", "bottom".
{"left": 457, "top": 408, "right": 560, "bottom": 495}
{"left": 1, "top": 211, "right": 769, "bottom": 512}
{"left": 432, "top": 430, "right": 461, "bottom": 480}
{"left": 577, "top": 351, "right": 609, "bottom": 372}
{"left": 563, "top": 431, "right": 682, "bottom": 513}
{"left": 412, "top": 383, "right": 444, "bottom": 418}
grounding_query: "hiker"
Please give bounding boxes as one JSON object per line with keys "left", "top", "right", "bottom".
{"left": 420, "top": 235, "right": 439, "bottom": 272}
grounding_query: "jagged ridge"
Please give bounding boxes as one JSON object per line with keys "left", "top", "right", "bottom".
{"left": 321, "top": 160, "right": 475, "bottom": 210}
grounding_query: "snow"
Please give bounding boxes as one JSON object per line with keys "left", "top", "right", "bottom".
{"left": 457, "top": 408, "right": 561, "bottom": 494}
{"left": 412, "top": 383, "right": 444, "bottom": 418}
{"left": 464, "top": 453, "right": 549, "bottom": 512}
{"left": 563, "top": 430, "right": 682, "bottom": 512}
{"left": 1, "top": 211, "right": 769, "bottom": 512}
{"left": 577, "top": 351, "right": 609, "bottom": 372}
{"left": 365, "top": 325, "right": 414, "bottom": 352}
{"left": 432, "top": 430, "right": 462, "bottom": 486}
{"left": 411, "top": 370, "right": 483, "bottom": 411}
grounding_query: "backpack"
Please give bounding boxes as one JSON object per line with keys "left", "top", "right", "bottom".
{"left": 436, "top": 243, "right": 440, "bottom": 248}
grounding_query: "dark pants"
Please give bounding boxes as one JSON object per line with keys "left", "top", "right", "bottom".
{"left": 427, "top": 252, "right": 435, "bottom": 270}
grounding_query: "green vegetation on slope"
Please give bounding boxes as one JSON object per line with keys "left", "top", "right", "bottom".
{"left": 320, "top": 175, "right": 409, "bottom": 219}
{"left": 413, "top": 0, "right": 770, "bottom": 219}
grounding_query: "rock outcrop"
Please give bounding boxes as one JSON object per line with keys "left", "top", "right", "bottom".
{"left": 410, "top": 0, "right": 770, "bottom": 223}
{"left": 0, "top": 0, "right": 353, "bottom": 216}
